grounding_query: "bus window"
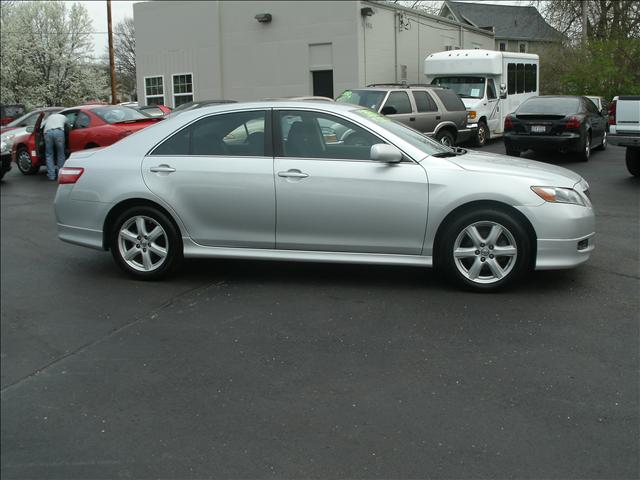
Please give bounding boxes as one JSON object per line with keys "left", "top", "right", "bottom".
{"left": 517, "top": 64, "right": 525, "bottom": 93}
{"left": 507, "top": 63, "right": 516, "bottom": 95}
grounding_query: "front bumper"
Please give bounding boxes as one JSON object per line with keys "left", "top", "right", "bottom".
{"left": 1, "top": 153, "right": 11, "bottom": 174}
{"left": 456, "top": 127, "right": 477, "bottom": 145}
{"left": 516, "top": 202, "right": 595, "bottom": 270}
{"left": 608, "top": 133, "right": 640, "bottom": 148}
{"left": 505, "top": 132, "right": 582, "bottom": 152}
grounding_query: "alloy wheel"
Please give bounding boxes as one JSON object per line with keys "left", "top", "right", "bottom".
{"left": 117, "top": 215, "right": 168, "bottom": 272}
{"left": 17, "top": 150, "right": 33, "bottom": 173}
{"left": 452, "top": 221, "right": 518, "bottom": 284}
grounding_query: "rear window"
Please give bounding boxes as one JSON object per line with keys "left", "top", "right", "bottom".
{"left": 336, "top": 90, "right": 387, "bottom": 111}
{"left": 432, "top": 89, "right": 466, "bottom": 112}
{"left": 92, "top": 106, "right": 149, "bottom": 124}
{"left": 517, "top": 97, "right": 580, "bottom": 115}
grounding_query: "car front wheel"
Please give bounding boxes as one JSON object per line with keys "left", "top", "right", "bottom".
{"left": 438, "top": 209, "right": 532, "bottom": 291}
{"left": 474, "top": 121, "right": 489, "bottom": 147}
{"left": 110, "top": 206, "right": 182, "bottom": 280}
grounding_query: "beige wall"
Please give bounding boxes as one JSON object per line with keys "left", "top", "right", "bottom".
{"left": 135, "top": 1, "right": 495, "bottom": 105}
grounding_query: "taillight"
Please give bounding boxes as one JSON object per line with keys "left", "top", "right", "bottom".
{"left": 58, "top": 167, "right": 84, "bottom": 184}
{"left": 564, "top": 116, "right": 582, "bottom": 130}
{"left": 504, "top": 115, "right": 513, "bottom": 131}
{"left": 608, "top": 100, "right": 617, "bottom": 125}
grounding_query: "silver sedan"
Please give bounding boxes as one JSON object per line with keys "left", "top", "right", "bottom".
{"left": 54, "top": 101, "right": 595, "bottom": 291}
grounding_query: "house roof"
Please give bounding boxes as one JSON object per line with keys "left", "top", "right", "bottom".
{"left": 440, "top": 1, "right": 562, "bottom": 42}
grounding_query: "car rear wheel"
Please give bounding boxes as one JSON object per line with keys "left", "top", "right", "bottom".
{"left": 626, "top": 147, "right": 640, "bottom": 177}
{"left": 578, "top": 132, "right": 591, "bottom": 161}
{"left": 594, "top": 131, "right": 607, "bottom": 151}
{"left": 438, "top": 209, "right": 532, "bottom": 291}
{"left": 474, "top": 121, "right": 489, "bottom": 147}
{"left": 110, "top": 206, "right": 182, "bottom": 280}
{"left": 16, "top": 147, "right": 39, "bottom": 175}
{"left": 436, "top": 129, "right": 455, "bottom": 147}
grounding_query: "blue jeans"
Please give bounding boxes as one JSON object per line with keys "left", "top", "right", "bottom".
{"left": 45, "top": 129, "right": 65, "bottom": 179}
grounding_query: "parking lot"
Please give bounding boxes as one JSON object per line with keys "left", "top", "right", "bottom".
{"left": 1, "top": 141, "right": 638, "bottom": 479}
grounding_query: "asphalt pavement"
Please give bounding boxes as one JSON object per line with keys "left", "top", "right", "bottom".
{"left": 1, "top": 141, "right": 638, "bottom": 479}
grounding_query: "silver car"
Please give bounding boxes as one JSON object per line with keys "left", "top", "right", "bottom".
{"left": 54, "top": 101, "right": 595, "bottom": 291}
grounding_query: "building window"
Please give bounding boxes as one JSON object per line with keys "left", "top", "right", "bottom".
{"left": 144, "top": 76, "right": 164, "bottom": 106}
{"left": 499, "top": 42, "right": 506, "bottom": 51}
{"left": 519, "top": 42, "right": 527, "bottom": 53}
{"left": 172, "top": 73, "right": 194, "bottom": 108}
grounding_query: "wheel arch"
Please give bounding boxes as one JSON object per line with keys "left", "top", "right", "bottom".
{"left": 102, "top": 198, "right": 183, "bottom": 251}
{"left": 432, "top": 200, "right": 537, "bottom": 268}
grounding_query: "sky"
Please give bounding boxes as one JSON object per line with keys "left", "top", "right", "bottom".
{"left": 73, "top": 0, "right": 139, "bottom": 57}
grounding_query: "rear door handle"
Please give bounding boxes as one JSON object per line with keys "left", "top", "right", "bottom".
{"left": 150, "top": 165, "right": 176, "bottom": 173}
{"left": 278, "top": 170, "right": 308, "bottom": 179}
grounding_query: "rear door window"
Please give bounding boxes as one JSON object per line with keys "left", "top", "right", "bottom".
{"left": 517, "top": 97, "right": 580, "bottom": 115}
{"left": 382, "top": 92, "right": 413, "bottom": 114}
{"left": 432, "top": 89, "right": 466, "bottom": 111}
{"left": 412, "top": 91, "right": 438, "bottom": 112}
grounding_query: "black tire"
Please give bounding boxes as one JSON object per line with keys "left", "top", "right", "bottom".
{"left": 505, "top": 147, "right": 521, "bottom": 157}
{"left": 626, "top": 148, "right": 640, "bottom": 177}
{"left": 110, "top": 206, "right": 182, "bottom": 280}
{"left": 474, "top": 121, "right": 489, "bottom": 147}
{"left": 594, "top": 131, "right": 607, "bottom": 151}
{"left": 437, "top": 208, "right": 532, "bottom": 292}
{"left": 436, "top": 129, "right": 455, "bottom": 147}
{"left": 16, "top": 146, "right": 39, "bottom": 175}
{"left": 578, "top": 132, "right": 591, "bottom": 162}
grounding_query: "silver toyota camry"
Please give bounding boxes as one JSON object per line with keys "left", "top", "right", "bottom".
{"left": 54, "top": 101, "right": 595, "bottom": 291}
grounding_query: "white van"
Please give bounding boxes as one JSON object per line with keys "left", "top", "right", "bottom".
{"left": 424, "top": 49, "right": 539, "bottom": 146}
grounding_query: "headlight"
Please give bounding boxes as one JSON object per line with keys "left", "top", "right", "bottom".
{"left": 1, "top": 134, "right": 16, "bottom": 154}
{"left": 531, "top": 186, "right": 586, "bottom": 206}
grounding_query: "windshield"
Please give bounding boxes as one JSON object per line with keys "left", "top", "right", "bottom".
{"left": 431, "top": 77, "right": 485, "bottom": 99}
{"left": 352, "top": 108, "right": 451, "bottom": 157}
{"left": 92, "top": 106, "right": 149, "bottom": 124}
{"left": 336, "top": 90, "right": 387, "bottom": 111}
{"left": 6, "top": 111, "right": 37, "bottom": 127}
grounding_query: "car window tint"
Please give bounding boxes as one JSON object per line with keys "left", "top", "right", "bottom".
{"left": 278, "top": 110, "right": 381, "bottom": 160}
{"left": 154, "top": 110, "right": 267, "bottom": 157}
{"left": 383, "top": 92, "right": 412, "bottom": 114}
{"left": 75, "top": 112, "right": 91, "bottom": 128}
{"left": 432, "top": 89, "right": 466, "bottom": 111}
{"left": 412, "top": 91, "right": 438, "bottom": 112}
{"left": 584, "top": 98, "right": 598, "bottom": 114}
{"left": 152, "top": 126, "right": 190, "bottom": 155}
{"left": 63, "top": 111, "right": 78, "bottom": 126}
{"left": 517, "top": 97, "right": 580, "bottom": 115}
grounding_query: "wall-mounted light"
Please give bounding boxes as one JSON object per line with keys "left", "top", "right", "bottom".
{"left": 255, "top": 13, "right": 272, "bottom": 23}
{"left": 360, "top": 7, "right": 374, "bottom": 17}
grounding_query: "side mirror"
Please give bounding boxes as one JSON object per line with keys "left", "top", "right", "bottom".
{"left": 600, "top": 108, "right": 607, "bottom": 117}
{"left": 371, "top": 144, "right": 402, "bottom": 163}
{"left": 26, "top": 126, "right": 34, "bottom": 133}
{"left": 500, "top": 84, "right": 507, "bottom": 99}
{"left": 380, "top": 105, "right": 397, "bottom": 115}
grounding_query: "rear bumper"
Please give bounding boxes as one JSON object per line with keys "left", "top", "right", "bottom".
{"left": 608, "top": 133, "right": 640, "bottom": 148}
{"left": 505, "top": 132, "right": 582, "bottom": 152}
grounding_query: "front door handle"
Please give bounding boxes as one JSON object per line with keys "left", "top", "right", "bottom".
{"left": 278, "top": 170, "right": 308, "bottom": 179}
{"left": 150, "top": 165, "right": 176, "bottom": 173}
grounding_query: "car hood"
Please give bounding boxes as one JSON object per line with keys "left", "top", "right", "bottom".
{"left": 1, "top": 126, "right": 26, "bottom": 140}
{"left": 445, "top": 150, "right": 583, "bottom": 187}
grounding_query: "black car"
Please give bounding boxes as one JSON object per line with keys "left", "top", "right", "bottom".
{"left": 504, "top": 96, "right": 607, "bottom": 161}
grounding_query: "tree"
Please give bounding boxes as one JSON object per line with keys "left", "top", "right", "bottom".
{"left": 113, "top": 17, "right": 136, "bottom": 101}
{"left": 533, "top": 0, "right": 640, "bottom": 99}
{"left": 0, "top": 1, "right": 108, "bottom": 107}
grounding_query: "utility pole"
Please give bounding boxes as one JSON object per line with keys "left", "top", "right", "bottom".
{"left": 581, "top": 0, "right": 588, "bottom": 46}
{"left": 107, "top": 0, "right": 118, "bottom": 104}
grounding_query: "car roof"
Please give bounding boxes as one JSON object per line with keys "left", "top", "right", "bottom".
{"left": 174, "top": 100, "right": 366, "bottom": 119}
{"left": 350, "top": 84, "right": 444, "bottom": 91}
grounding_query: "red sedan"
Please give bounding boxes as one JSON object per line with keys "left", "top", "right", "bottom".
{"left": 11, "top": 105, "right": 162, "bottom": 175}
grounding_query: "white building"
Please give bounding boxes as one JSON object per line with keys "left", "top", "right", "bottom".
{"left": 134, "top": 0, "right": 495, "bottom": 106}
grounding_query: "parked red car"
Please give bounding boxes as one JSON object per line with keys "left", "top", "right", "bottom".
{"left": 1, "top": 104, "right": 26, "bottom": 126}
{"left": 11, "top": 105, "right": 162, "bottom": 175}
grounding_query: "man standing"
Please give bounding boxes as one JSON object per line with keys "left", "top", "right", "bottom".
{"left": 43, "top": 112, "right": 68, "bottom": 181}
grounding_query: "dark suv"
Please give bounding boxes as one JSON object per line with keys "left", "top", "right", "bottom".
{"left": 336, "top": 84, "right": 474, "bottom": 146}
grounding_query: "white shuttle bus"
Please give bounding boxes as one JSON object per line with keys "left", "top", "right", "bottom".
{"left": 424, "top": 49, "right": 539, "bottom": 146}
